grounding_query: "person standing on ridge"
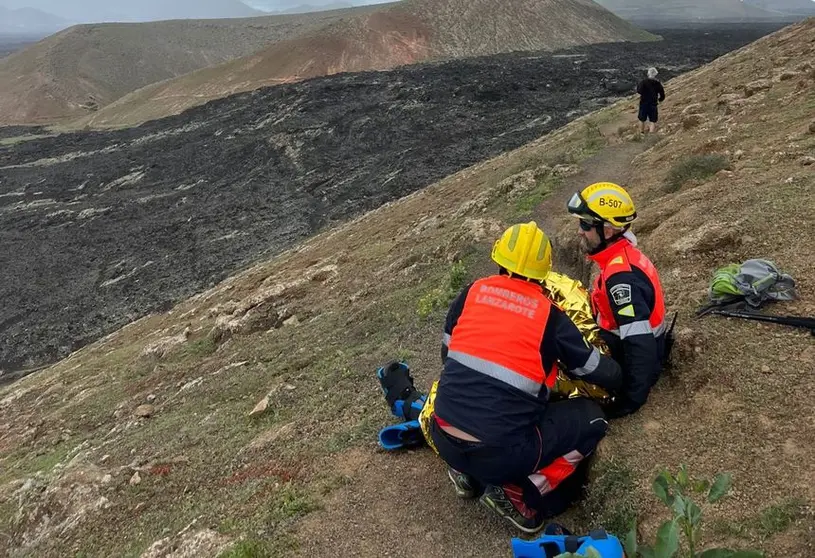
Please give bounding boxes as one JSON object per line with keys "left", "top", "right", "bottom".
{"left": 567, "top": 183, "right": 667, "bottom": 419}
{"left": 636, "top": 67, "right": 665, "bottom": 134}
{"left": 429, "top": 221, "right": 623, "bottom": 534}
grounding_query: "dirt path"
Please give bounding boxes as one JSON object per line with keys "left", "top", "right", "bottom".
{"left": 291, "top": 125, "right": 653, "bottom": 558}
{"left": 538, "top": 118, "right": 657, "bottom": 284}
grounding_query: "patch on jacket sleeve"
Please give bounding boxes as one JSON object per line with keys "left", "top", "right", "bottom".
{"left": 609, "top": 283, "right": 632, "bottom": 306}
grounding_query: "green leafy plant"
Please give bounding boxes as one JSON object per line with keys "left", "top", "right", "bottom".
{"left": 624, "top": 466, "right": 763, "bottom": 558}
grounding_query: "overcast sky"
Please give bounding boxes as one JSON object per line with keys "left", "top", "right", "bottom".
{"left": 0, "top": 0, "right": 398, "bottom": 24}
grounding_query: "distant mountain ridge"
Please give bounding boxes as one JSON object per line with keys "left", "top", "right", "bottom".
{"left": 76, "top": 0, "right": 658, "bottom": 129}
{"left": 593, "top": 0, "right": 809, "bottom": 21}
{"left": 0, "top": 0, "right": 263, "bottom": 22}
{"left": 0, "top": 6, "right": 382, "bottom": 124}
{"left": 0, "top": 5, "right": 69, "bottom": 35}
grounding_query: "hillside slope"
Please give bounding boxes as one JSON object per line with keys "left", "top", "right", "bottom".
{"left": 0, "top": 5, "right": 385, "bottom": 125}
{"left": 595, "top": 0, "right": 784, "bottom": 22}
{"left": 0, "top": 27, "right": 763, "bottom": 381}
{"left": 0, "top": 17, "right": 813, "bottom": 558}
{"left": 76, "top": 0, "right": 657, "bottom": 129}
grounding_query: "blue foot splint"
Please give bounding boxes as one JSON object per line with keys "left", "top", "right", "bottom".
{"left": 378, "top": 420, "right": 426, "bottom": 450}
{"left": 511, "top": 527, "right": 624, "bottom": 558}
{"left": 376, "top": 360, "right": 429, "bottom": 450}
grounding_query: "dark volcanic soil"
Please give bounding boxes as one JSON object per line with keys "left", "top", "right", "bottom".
{"left": 0, "top": 26, "right": 782, "bottom": 378}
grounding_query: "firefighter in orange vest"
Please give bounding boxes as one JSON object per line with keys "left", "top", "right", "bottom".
{"left": 428, "top": 222, "right": 623, "bottom": 534}
{"left": 567, "top": 182, "right": 667, "bottom": 419}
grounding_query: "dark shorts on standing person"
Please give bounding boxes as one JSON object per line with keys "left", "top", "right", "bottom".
{"left": 638, "top": 103, "right": 658, "bottom": 123}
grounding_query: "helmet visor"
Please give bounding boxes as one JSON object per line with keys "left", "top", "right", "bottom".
{"left": 567, "top": 192, "right": 602, "bottom": 222}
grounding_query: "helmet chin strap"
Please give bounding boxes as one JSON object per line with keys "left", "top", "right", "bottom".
{"left": 588, "top": 223, "right": 628, "bottom": 255}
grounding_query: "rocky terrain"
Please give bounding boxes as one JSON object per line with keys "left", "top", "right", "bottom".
{"left": 0, "top": 17, "right": 812, "bottom": 558}
{"left": 0, "top": 26, "right": 778, "bottom": 380}
{"left": 72, "top": 0, "right": 657, "bottom": 129}
{"left": 0, "top": 5, "right": 385, "bottom": 125}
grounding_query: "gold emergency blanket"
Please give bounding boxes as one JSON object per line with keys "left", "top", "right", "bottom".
{"left": 418, "top": 271, "right": 611, "bottom": 454}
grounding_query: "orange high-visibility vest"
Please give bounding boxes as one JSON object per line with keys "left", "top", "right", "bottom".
{"left": 447, "top": 275, "right": 558, "bottom": 396}
{"left": 588, "top": 239, "right": 665, "bottom": 336}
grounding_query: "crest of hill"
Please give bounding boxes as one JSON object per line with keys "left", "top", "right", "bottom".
{"left": 76, "top": 0, "right": 657, "bottom": 129}
{"left": 594, "top": 0, "right": 799, "bottom": 22}
{"left": 0, "top": 5, "right": 384, "bottom": 125}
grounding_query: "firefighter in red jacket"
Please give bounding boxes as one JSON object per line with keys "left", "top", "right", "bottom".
{"left": 567, "top": 182, "right": 667, "bottom": 419}
{"left": 429, "top": 221, "right": 623, "bottom": 533}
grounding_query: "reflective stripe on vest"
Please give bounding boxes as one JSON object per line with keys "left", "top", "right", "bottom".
{"left": 590, "top": 241, "right": 666, "bottom": 337}
{"left": 447, "top": 275, "right": 558, "bottom": 396}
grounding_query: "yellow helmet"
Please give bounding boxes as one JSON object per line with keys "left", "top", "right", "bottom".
{"left": 491, "top": 221, "right": 552, "bottom": 281}
{"left": 567, "top": 182, "right": 637, "bottom": 228}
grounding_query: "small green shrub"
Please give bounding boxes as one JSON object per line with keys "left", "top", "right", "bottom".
{"left": 664, "top": 154, "right": 730, "bottom": 192}
{"left": 417, "top": 260, "right": 468, "bottom": 318}
{"left": 625, "top": 465, "right": 763, "bottom": 558}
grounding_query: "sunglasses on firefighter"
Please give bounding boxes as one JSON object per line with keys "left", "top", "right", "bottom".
{"left": 578, "top": 219, "right": 596, "bottom": 231}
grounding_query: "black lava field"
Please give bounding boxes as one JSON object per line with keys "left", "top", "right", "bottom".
{"left": 0, "top": 26, "right": 782, "bottom": 379}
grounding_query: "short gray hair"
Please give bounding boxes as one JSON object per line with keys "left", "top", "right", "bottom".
{"left": 647, "top": 67, "right": 658, "bottom": 79}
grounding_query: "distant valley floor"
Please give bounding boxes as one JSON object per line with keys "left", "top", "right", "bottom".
{"left": 0, "top": 24, "right": 785, "bottom": 379}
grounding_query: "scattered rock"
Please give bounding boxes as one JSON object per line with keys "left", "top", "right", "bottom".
{"left": 140, "top": 525, "right": 232, "bottom": 558}
{"left": 743, "top": 79, "right": 773, "bottom": 97}
{"left": 672, "top": 222, "right": 742, "bottom": 255}
{"left": 808, "top": 120, "right": 815, "bottom": 134}
{"left": 135, "top": 404, "right": 155, "bottom": 418}
{"left": 146, "top": 394, "right": 157, "bottom": 403}
{"left": 100, "top": 454, "right": 110, "bottom": 463}
{"left": 733, "top": 149, "right": 744, "bottom": 160}
{"left": 717, "top": 93, "right": 742, "bottom": 105}
{"left": 129, "top": 471, "right": 142, "bottom": 485}
{"left": 283, "top": 384, "right": 296, "bottom": 391}
{"left": 499, "top": 170, "right": 537, "bottom": 200}
{"left": 551, "top": 164, "right": 579, "bottom": 178}
{"left": 682, "top": 113, "right": 704, "bottom": 130}
{"left": 778, "top": 70, "right": 799, "bottom": 82}
{"left": 801, "top": 156, "right": 815, "bottom": 166}
{"left": 716, "top": 170, "right": 734, "bottom": 179}
{"left": 141, "top": 330, "right": 190, "bottom": 359}
{"left": 249, "top": 396, "right": 270, "bottom": 417}
{"left": 681, "top": 103, "right": 703, "bottom": 115}
{"left": 283, "top": 315, "right": 300, "bottom": 327}
{"left": 101, "top": 474, "right": 113, "bottom": 485}
{"left": 461, "top": 217, "right": 504, "bottom": 243}
{"left": 761, "top": 365, "right": 771, "bottom": 374}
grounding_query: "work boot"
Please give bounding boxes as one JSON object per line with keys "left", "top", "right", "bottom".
{"left": 447, "top": 467, "right": 477, "bottom": 499}
{"left": 479, "top": 485, "right": 544, "bottom": 534}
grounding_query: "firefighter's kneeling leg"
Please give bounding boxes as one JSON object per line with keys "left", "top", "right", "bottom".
{"left": 515, "top": 399, "right": 608, "bottom": 517}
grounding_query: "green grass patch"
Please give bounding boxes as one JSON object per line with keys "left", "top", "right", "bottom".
{"left": 218, "top": 534, "right": 298, "bottom": 558}
{"left": 712, "top": 498, "right": 806, "bottom": 541}
{"left": 515, "top": 175, "right": 563, "bottom": 213}
{"left": 417, "top": 260, "right": 468, "bottom": 318}
{"left": 664, "top": 154, "right": 730, "bottom": 192}
{"left": 581, "top": 458, "right": 639, "bottom": 537}
{"left": 184, "top": 336, "right": 218, "bottom": 358}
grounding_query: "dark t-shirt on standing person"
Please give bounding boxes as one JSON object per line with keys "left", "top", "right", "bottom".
{"left": 637, "top": 78, "right": 665, "bottom": 106}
